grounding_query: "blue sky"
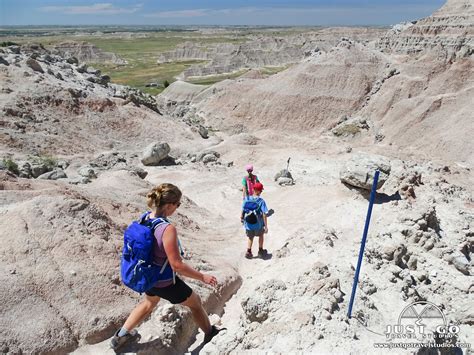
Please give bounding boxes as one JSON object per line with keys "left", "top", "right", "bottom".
{"left": 0, "top": 0, "right": 445, "bottom": 26}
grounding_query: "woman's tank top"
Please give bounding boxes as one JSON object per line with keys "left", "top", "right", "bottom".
{"left": 152, "top": 223, "right": 174, "bottom": 288}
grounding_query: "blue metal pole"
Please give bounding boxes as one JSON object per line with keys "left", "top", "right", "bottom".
{"left": 347, "top": 170, "right": 380, "bottom": 319}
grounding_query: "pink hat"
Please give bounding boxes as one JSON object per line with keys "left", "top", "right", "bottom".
{"left": 245, "top": 164, "right": 254, "bottom": 172}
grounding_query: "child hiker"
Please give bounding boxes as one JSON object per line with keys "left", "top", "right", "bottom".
{"left": 240, "top": 182, "right": 269, "bottom": 259}
{"left": 242, "top": 164, "right": 260, "bottom": 200}
{"left": 111, "top": 183, "right": 220, "bottom": 350}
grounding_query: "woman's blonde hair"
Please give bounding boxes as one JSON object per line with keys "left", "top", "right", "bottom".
{"left": 147, "top": 183, "right": 182, "bottom": 210}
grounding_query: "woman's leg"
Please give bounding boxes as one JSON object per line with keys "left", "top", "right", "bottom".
{"left": 180, "top": 291, "right": 212, "bottom": 334}
{"left": 123, "top": 294, "right": 161, "bottom": 331}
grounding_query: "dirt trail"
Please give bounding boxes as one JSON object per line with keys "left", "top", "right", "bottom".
{"left": 185, "top": 148, "right": 356, "bottom": 352}
{"left": 72, "top": 139, "right": 343, "bottom": 353}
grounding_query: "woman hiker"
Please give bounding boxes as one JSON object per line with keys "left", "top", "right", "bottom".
{"left": 111, "top": 183, "right": 220, "bottom": 350}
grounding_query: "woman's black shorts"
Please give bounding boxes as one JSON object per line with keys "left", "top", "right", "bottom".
{"left": 145, "top": 276, "right": 193, "bottom": 304}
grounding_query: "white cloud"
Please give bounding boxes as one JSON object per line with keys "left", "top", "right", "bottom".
{"left": 144, "top": 4, "right": 437, "bottom": 21}
{"left": 144, "top": 7, "right": 260, "bottom": 18}
{"left": 145, "top": 9, "right": 209, "bottom": 18}
{"left": 40, "top": 3, "right": 143, "bottom": 15}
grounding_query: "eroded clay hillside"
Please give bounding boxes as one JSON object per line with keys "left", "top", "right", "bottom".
{"left": 158, "top": 27, "right": 385, "bottom": 79}
{"left": 162, "top": 1, "right": 473, "bottom": 165}
{"left": 378, "top": 0, "right": 474, "bottom": 57}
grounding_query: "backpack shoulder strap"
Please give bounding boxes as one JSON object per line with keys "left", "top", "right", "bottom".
{"left": 151, "top": 216, "right": 168, "bottom": 227}
{"left": 245, "top": 176, "right": 251, "bottom": 192}
{"left": 139, "top": 212, "right": 169, "bottom": 231}
{"left": 254, "top": 197, "right": 263, "bottom": 212}
{"left": 138, "top": 211, "right": 151, "bottom": 223}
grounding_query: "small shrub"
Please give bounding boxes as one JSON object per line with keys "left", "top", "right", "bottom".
{"left": 2, "top": 159, "right": 19, "bottom": 175}
{"left": 332, "top": 124, "right": 361, "bottom": 137}
{"left": 163, "top": 80, "right": 170, "bottom": 88}
{"left": 31, "top": 155, "right": 58, "bottom": 170}
{"left": 1, "top": 41, "right": 18, "bottom": 47}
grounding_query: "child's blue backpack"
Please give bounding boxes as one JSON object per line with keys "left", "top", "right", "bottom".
{"left": 243, "top": 198, "right": 262, "bottom": 225}
{"left": 120, "top": 212, "right": 174, "bottom": 293}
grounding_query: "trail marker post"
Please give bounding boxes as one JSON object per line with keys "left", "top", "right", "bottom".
{"left": 347, "top": 170, "right": 380, "bottom": 319}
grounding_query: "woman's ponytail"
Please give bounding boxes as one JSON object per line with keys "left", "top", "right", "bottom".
{"left": 147, "top": 183, "right": 181, "bottom": 210}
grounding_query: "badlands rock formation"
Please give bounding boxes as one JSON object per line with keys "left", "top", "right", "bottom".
{"left": 173, "top": 26, "right": 473, "bottom": 165}
{"left": 158, "top": 28, "right": 385, "bottom": 79}
{"left": 377, "top": 0, "right": 473, "bottom": 57}
{"left": 1, "top": 1, "right": 473, "bottom": 354}
{"left": 53, "top": 42, "right": 127, "bottom": 65}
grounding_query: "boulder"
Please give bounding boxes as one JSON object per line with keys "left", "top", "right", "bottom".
{"left": 66, "top": 56, "right": 79, "bottom": 65}
{"left": 30, "top": 163, "right": 50, "bottom": 178}
{"left": 339, "top": 153, "right": 391, "bottom": 190}
{"left": 126, "top": 167, "right": 148, "bottom": 179}
{"left": 0, "top": 56, "right": 9, "bottom": 66}
{"left": 99, "top": 75, "right": 110, "bottom": 85}
{"left": 241, "top": 294, "right": 271, "bottom": 323}
{"left": 78, "top": 166, "right": 97, "bottom": 179}
{"left": 198, "top": 125, "right": 209, "bottom": 139}
{"left": 26, "top": 58, "right": 44, "bottom": 73}
{"left": 331, "top": 116, "right": 370, "bottom": 137}
{"left": 277, "top": 177, "right": 295, "bottom": 186}
{"left": 76, "top": 64, "right": 87, "bottom": 73}
{"left": 274, "top": 169, "right": 293, "bottom": 181}
{"left": 451, "top": 255, "right": 470, "bottom": 275}
{"left": 18, "top": 161, "right": 32, "bottom": 178}
{"left": 38, "top": 169, "right": 67, "bottom": 180}
{"left": 41, "top": 54, "right": 54, "bottom": 63}
{"left": 197, "top": 151, "right": 220, "bottom": 162}
{"left": 141, "top": 143, "right": 170, "bottom": 166}
{"left": 67, "top": 88, "right": 82, "bottom": 99}
{"left": 9, "top": 45, "right": 21, "bottom": 54}
{"left": 202, "top": 154, "right": 218, "bottom": 164}
{"left": 86, "top": 66, "right": 101, "bottom": 75}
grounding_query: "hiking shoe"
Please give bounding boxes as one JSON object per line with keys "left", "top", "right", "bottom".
{"left": 245, "top": 250, "right": 253, "bottom": 259}
{"left": 204, "top": 325, "right": 220, "bottom": 344}
{"left": 258, "top": 249, "right": 268, "bottom": 258}
{"left": 110, "top": 329, "right": 139, "bottom": 351}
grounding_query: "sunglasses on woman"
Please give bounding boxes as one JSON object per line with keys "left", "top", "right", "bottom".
{"left": 175, "top": 201, "right": 181, "bottom": 208}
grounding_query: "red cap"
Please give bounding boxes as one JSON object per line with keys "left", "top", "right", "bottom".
{"left": 254, "top": 182, "right": 264, "bottom": 191}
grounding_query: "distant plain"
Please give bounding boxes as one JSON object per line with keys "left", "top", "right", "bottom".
{"left": 0, "top": 26, "right": 306, "bottom": 93}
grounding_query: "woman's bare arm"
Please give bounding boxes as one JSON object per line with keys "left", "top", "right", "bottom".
{"left": 162, "top": 225, "right": 217, "bottom": 286}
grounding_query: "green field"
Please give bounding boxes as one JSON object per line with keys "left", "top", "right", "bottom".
{"left": 83, "top": 35, "right": 245, "bottom": 94}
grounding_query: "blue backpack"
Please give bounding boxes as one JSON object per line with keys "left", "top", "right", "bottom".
{"left": 120, "top": 212, "right": 174, "bottom": 293}
{"left": 243, "top": 198, "right": 262, "bottom": 225}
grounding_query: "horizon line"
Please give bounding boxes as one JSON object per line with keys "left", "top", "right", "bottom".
{"left": 0, "top": 23, "right": 395, "bottom": 29}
